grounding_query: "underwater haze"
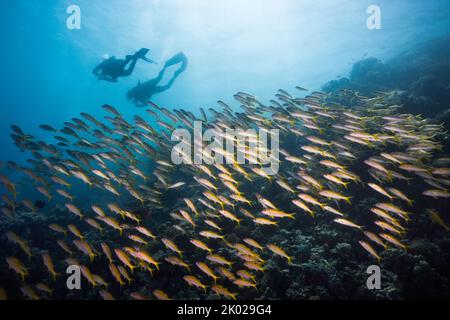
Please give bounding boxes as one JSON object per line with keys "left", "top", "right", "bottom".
{"left": 1, "top": 0, "right": 450, "bottom": 301}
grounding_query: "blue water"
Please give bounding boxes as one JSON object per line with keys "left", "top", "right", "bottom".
{"left": 1, "top": 1, "right": 450, "bottom": 301}
{"left": 1, "top": 0, "right": 450, "bottom": 166}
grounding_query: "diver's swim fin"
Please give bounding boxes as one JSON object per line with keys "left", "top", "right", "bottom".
{"left": 164, "top": 52, "right": 187, "bottom": 68}
{"left": 134, "top": 48, "right": 150, "bottom": 59}
{"left": 142, "top": 57, "right": 157, "bottom": 64}
{"left": 135, "top": 48, "right": 156, "bottom": 64}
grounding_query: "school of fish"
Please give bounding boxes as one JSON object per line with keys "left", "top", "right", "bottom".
{"left": 0, "top": 86, "right": 449, "bottom": 300}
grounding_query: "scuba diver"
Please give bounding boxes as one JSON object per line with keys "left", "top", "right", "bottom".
{"left": 127, "top": 52, "right": 188, "bottom": 107}
{"left": 93, "top": 48, "right": 155, "bottom": 82}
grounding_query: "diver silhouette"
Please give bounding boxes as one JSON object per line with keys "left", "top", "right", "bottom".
{"left": 127, "top": 52, "right": 188, "bottom": 107}
{"left": 93, "top": 48, "right": 155, "bottom": 82}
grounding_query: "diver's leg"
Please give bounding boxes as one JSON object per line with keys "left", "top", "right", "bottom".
{"left": 173, "top": 57, "right": 188, "bottom": 77}
{"left": 152, "top": 56, "right": 187, "bottom": 94}
{"left": 120, "top": 49, "right": 149, "bottom": 77}
{"left": 121, "top": 57, "right": 139, "bottom": 77}
{"left": 150, "top": 67, "right": 167, "bottom": 84}
{"left": 153, "top": 75, "right": 178, "bottom": 94}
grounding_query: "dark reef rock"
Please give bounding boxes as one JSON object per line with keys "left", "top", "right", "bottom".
{"left": 349, "top": 58, "right": 393, "bottom": 93}
{"left": 322, "top": 58, "right": 392, "bottom": 95}
{"left": 322, "top": 36, "right": 450, "bottom": 127}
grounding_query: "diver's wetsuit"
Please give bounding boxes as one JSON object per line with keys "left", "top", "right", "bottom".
{"left": 93, "top": 48, "right": 152, "bottom": 82}
{"left": 127, "top": 52, "right": 188, "bottom": 106}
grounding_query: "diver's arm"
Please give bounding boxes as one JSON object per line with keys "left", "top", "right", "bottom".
{"left": 92, "top": 64, "right": 102, "bottom": 77}
{"left": 130, "top": 96, "right": 146, "bottom": 107}
{"left": 92, "top": 62, "right": 115, "bottom": 81}
{"left": 96, "top": 74, "right": 117, "bottom": 82}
